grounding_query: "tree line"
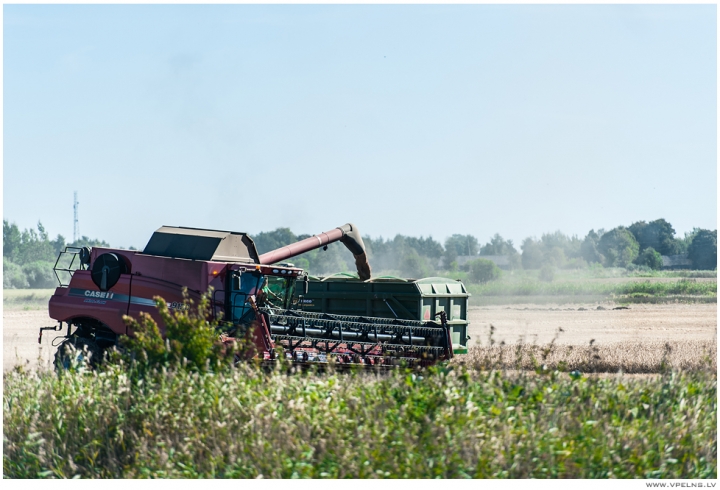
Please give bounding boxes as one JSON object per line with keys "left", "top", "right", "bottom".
{"left": 3, "top": 220, "right": 113, "bottom": 289}
{"left": 3, "top": 218, "right": 717, "bottom": 289}
{"left": 253, "top": 218, "right": 716, "bottom": 279}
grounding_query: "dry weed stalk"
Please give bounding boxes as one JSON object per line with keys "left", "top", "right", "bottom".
{"left": 455, "top": 339, "right": 716, "bottom": 374}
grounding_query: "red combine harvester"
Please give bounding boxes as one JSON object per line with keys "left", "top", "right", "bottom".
{"left": 43, "top": 223, "right": 453, "bottom": 369}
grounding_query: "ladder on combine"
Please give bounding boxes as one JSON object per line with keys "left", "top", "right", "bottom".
{"left": 261, "top": 308, "right": 453, "bottom": 367}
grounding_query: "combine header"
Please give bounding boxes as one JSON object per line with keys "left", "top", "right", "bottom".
{"left": 44, "top": 223, "right": 453, "bottom": 369}
{"left": 266, "top": 309, "right": 451, "bottom": 365}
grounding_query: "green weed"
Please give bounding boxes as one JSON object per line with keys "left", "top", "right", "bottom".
{"left": 4, "top": 282, "right": 716, "bottom": 479}
{"left": 3, "top": 362, "right": 716, "bottom": 478}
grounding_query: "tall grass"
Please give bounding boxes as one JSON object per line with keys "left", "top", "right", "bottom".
{"left": 4, "top": 361, "right": 716, "bottom": 478}
{"left": 4, "top": 288, "right": 716, "bottom": 478}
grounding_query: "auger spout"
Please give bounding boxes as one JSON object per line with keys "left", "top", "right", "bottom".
{"left": 257, "top": 223, "right": 371, "bottom": 280}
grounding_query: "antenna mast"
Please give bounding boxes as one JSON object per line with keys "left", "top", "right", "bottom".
{"left": 73, "top": 191, "right": 79, "bottom": 243}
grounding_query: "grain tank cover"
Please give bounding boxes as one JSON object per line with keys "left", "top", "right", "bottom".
{"left": 142, "top": 226, "right": 260, "bottom": 263}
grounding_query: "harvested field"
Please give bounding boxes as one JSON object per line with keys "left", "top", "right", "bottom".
{"left": 454, "top": 340, "right": 717, "bottom": 374}
{"left": 3, "top": 310, "right": 57, "bottom": 372}
{"left": 3, "top": 300, "right": 717, "bottom": 372}
{"left": 466, "top": 303, "right": 717, "bottom": 346}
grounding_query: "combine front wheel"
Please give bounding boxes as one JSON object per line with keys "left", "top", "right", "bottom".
{"left": 54, "top": 336, "right": 102, "bottom": 371}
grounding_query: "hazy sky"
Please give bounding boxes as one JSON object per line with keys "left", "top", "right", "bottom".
{"left": 4, "top": 4, "right": 717, "bottom": 250}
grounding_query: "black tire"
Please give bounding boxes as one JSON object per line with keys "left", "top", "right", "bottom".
{"left": 54, "top": 336, "right": 102, "bottom": 371}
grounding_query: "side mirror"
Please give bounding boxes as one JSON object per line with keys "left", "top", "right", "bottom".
{"left": 231, "top": 272, "right": 241, "bottom": 291}
{"left": 299, "top": 276, "right": 309, "bottom": 295}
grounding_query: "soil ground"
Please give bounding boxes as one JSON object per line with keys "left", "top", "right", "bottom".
{"left": 4, "top": 302, "right": 716, "bottom": 372}
{"left": 466, "top": 302, "right": 717, "bottom": 348}
{"left": 4, "top": 309, "right": 59, "bottom": 372}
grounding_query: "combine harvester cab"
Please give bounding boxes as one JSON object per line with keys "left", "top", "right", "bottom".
{"left": 44, "top": 224, "right": 454, "bottom": 369}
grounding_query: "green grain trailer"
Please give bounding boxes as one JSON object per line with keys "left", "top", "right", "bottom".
{"left": 292, "top": 274, "right": 471, "bottom": 354}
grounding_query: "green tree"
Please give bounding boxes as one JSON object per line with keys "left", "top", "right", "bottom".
{"left": 628, "top": 219, "right": 680, "bottom": 256}
{"left": 3, "top": 220, "right": 112, "bottom": 288}
{"left": 404, "top": 236, "right": 444, "bottom": 260}
{"left": 22, "top": 261, "right": 57, "bottom": 288}
{"left": 544, "top": 247, "right": 567, "bottom": 268}
{"left": 364, "top": 234, "right": 442, "bottom": 274}
{"left": 399, "top": 249, "right": 433, "bottom": 278}
{"left": 675, "top": 229, "right": 701, "bottom": 255}
{"left": 580, "top": 230, "right": 603, "bottom": 264}
{"left": 3, "top": 221, "right": 55, "bottom": 265}
{"left": 635, "top": 247, "right": 663, "bottom": 270}
{"left": 50, "top": 234, "right": 67, "bottom": 255}
{"left": 358, "top": 235, "right": 389, "bottom": 271}
{"left": 540, "top": 231, "right": 582, "bottom": 268}
{"left": 444, "top": 234, "right": 479, "bottom": 266}
{"left": 540, "top": 231, "right": 580, "bottom": 255}
{"left": 520, "top": 238, "right": 544, "bottom": 269}
{"left": 687, "top": 229, "right": 717, "bottom": 270}
{"left": 69, "top": 236, "right": 110, "bottom": 249}
{"left": 3, "top": 257, "right": 28, "bottom": 289}
{"left": 467, "top": 258, "right": 501, "bottom": 284}
{"left": 300, "top": 242, "right": 355, "bottom": 276}
{"left": 598, "top": 227, "right": 640, "bottom": 268}
{"left": 520, "top": 231, "right": 582, "bottom": 270}
{"left": 252, "top": 228, "right": 297, "bottom": 254}
{"left": 478, "top": 234, "right": 521, "bottom": 269}
{"left": 479, "top": 234, "right": 517, "bottom": 255}
{"left": 3, "top": 220, "right": 22, "bottom": 260}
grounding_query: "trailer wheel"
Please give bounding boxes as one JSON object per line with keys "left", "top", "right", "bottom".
{"left": 54, "top": 336, "right": 102, "bottom": 371}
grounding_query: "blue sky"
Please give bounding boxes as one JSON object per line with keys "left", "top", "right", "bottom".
{"left": 3, "top": 4, "right": 717, "bottom": 250}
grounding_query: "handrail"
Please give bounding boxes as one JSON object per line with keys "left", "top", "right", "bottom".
{"left": 53, "top": 247, "right": 86, "bottom": 287}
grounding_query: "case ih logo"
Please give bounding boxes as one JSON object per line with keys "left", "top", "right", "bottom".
{"left": 85, "top": 290, "right": 115, "bottom": 300}
{"left": 70, "top": 288, "right": 175, "bottom": 309}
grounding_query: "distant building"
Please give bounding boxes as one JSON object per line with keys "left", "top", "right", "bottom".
{"left": 661, "top": 254, "right": 692, "bottom": 270}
